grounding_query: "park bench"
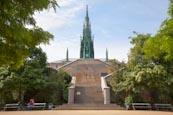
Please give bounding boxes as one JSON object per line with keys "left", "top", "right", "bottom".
{"left": 132, "top": 103, "right": 152, "bottom": 110}
{"left": 4, "top": 103, "right": 19, "bottom": 111}
{"left": 3, "top": 102, "right": 46, "bottom": 111}
{"left": 32, "top": 103, "right": 46, "bottom": 110}
{"left": 154, "top": 104, "right": 173, "bottom": 111}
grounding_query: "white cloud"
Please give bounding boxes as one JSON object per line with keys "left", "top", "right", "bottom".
{"left": 36, "top": 0, "right": 86, "bottom": 62}
{"left": 38, "top": 0, "right": 130, "bottom": 62}
{"left": 63, "top": 4, "right": 84, "bottom": 17}
{"left": 34, "top": 0, "right": 84, "bottom": 30}
{"left": 57, "top": 0, "right": 76, "bottom": 7}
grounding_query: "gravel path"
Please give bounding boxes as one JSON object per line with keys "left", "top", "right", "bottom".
{"left": 0, "top": 110, "right": 173, "bottom": 115}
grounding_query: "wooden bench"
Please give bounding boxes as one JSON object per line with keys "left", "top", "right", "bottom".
{"left": 154, "top": 104, "right": 173, "bottom": 111}
{"left": 32, "top": 103, "right": 46, "bottom": 110}
{"left": 4, "top": 103, "right": 19, "bottom": 111}
{"left": 132, "top": 103, "right": 152, "bottom": 110}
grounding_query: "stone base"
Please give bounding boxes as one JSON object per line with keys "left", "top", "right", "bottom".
{"left": 56, "top": 104, "right": 125, "bottom": 110}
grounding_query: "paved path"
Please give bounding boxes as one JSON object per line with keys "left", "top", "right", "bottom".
{"left": 0, "top": 110, "right": 173, "bottom": 115}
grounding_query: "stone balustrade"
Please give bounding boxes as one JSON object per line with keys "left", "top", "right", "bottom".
{"left": 101, "top": 77, "right": 110, "bottom": 104}
{"left": 68, "top": 76, "right": 76, "bottom": 104}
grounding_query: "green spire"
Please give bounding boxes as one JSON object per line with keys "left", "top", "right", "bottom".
{"left": 80, "top": 5, "right": 94, "bottom": 59}
{"left": 86, "top": 5, "right": 89, "bottom": 19}
{"left": 106, "top": 48, "right": 108, "bottom": 62}
{"left": 66, "top": 48, "right": 69, "bottom": 61}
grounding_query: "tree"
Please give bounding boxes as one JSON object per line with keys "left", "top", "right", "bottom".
{"left": 0, "top": 47, "right": 72, "bottom": 105}
{"left": 143, "top": 0, "right": 173, "bottom": 62}
{"left": 0, "top": 0, "right": 58, "bottom": 68}
{"left": 127, "top": 32, "right": 151, "bottom": 70}
{"left": 0, "top": 47, "right": 48, "bottom": 103}
{"left": 142, "top": 0, "right": 173, "bottom": 102}
{"left": 109, "top": 59, "right": 127, "bottom": 104}
{"left": 111, "top": 0, "right": 173, "bottom": 105}
{"left": 110, "top": 31, "right": 173, "bottom": 105}
{"left": 34, "top": 68, "right": 71, "bottom": 105}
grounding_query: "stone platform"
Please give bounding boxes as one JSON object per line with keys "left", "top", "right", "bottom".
{"left": 60, "top": 59, "right": 111, "bottom": 104}
{"left": 56, "top": 104, "right": 124, "bottom": 110}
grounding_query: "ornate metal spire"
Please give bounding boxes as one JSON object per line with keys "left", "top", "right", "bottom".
{"left": 106, "top": 48, "right": 108, "bottom": 62}
{"left": 80, "top": 5, "right": 94, "bottom": 59}
{"left": 86, "top": 5, "right": 88, "bottom": 18}
{"left": 66, "top": 48, "right": 69, "bottom": 61}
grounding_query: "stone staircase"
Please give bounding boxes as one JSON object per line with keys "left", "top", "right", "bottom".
{"left": 56, "top": 103, "right": 124, "bottom": 110}
{"left": 74, "top": 86, "right": 104, "bottom": 104}
{"left": 57, "top": 59, "right": 120, "bottom": 109}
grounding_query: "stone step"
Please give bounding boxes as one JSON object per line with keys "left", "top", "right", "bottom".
{"left": 74, "top": 86, "right": 104, "bottom": 103}
{"left": 56, "top": 104, "right": 125, "bottom": 110}
{"left": 75, "top": 76, "right": 101, "bottom": 86}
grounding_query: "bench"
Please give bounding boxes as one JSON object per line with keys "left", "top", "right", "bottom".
{"left": 4, "top": 103, "right": 19, "bottom": 111}
{"left": 154, "top": 104, "right": 173, "bottom": 111}
{"left": 3, "top": 102, "right": 46, "bottom": 111}
{"left": 32, "top": 103, "right": 46, "bottom": 110}
{"left": 132, "top": 103, "right": 152, "bottom": 110}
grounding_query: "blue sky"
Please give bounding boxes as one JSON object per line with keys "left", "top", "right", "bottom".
{"left": 35, "top": 0, "right": 169, "bottom": 62}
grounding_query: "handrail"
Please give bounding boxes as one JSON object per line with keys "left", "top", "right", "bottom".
{"left": 69, "top": 76, "right": 76, "bottom": 88}
{"left": 101, "top": 77, "right": 109, "bottom": 90}
{"left": 101, "top": 77, "right": 110, "bottom": 104}
{"left": 68, "top": 76, "right": 76, "bottom": 104}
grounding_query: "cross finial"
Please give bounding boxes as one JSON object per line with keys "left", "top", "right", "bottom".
{"left": 86, "top": 5, "right": 88, "bottom": 17}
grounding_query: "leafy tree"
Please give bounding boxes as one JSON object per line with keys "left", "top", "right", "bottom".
{"left": 0, "top": 47, "right": 72, "bottom": 105}
{"left": 0, "top": 48, "right": 48, "bottom": 103}
{"left": 142, "top": 0, "right": 173, "bottom": 102}
{"left": 110, "top": 33, "right": 151, "bottom": 103}
{"left": 110, "top": 1, "right": 173, "bottom": 103}
{"left": 128, "top": 32, "right": 151, "bottom": 69}
{"left": 109, "top": 59, "right": 126, "bottom": 104}
{"left": 34, "top": 68, "right": 71, "bottom": 105}
{"left": 143, "top": 0, "right": 173, "bottom": 62}
{"left": 111, "top": 31, "right": 173, "bottom": 105}
{"left": 0, "top": 0, "right": 58, "bottom": 68}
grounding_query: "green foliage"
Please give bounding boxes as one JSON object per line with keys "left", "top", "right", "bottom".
{"left": 0, "top": 48, "right": 48, "bottom": 103}
{"left": 0, "top": 0, "right": 58, "bottom": 68}
{"left": 33, "top": 68, "right": 71, "bottom": 105}
{"left": 109, "top": 59, "right": 127, "bottom": 104}
{"left": 168, "top": 0, "right": 173, "bottom": 17}
{"left": 124, "top": 95, "right": 133, "bottom": 105}
{"left": 110, "top": 1, "right": 173, "bottom": 105}
{"left": 0, "top": 48, "right": 72, "bottom": 105}
{"left": 111, "top": 24, "right": 173, "bottom": 104}
{"left": 140, "top": 1, "right": 173, "bottom": 103}
{"left": 143, "top": 1, "right": 173, "bottom": 62}
{"left": 128, "top": 32, "right": 151, "bottom": 69}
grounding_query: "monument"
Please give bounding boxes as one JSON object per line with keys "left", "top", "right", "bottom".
{"left": 49, "top": 6, "right": 123, "bottom": 110}
{"left": 80, "top": 5, "right": 94, "bottom": 59}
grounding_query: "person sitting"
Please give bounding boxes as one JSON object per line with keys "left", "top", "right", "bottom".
{"left": 27, "top": 98, "right": 35, "bottom": 110}
{"left": 18, "top": 99, "right": 24, "bottom": 110}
